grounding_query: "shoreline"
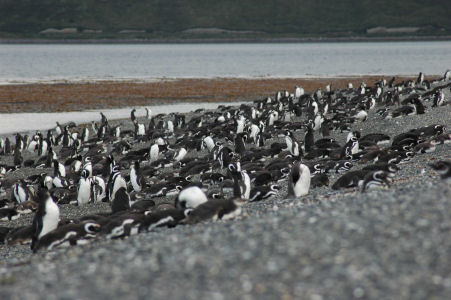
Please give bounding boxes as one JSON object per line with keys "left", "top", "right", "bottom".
{"left": 0, "top": 76, "right": 439, "bottom": 114}
{"left": 1, "top": 35, "right": 451, "bottom": 44}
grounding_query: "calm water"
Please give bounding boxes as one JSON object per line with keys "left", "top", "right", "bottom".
{"left": 1, "top": 42, "right": 451, "bottom": 83}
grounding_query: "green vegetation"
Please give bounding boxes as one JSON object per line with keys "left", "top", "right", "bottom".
{"left": 0, "top": 0, "right": 450, "bottom": 40}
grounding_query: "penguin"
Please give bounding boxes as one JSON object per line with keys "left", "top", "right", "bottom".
{"left": 175, "top": 186, "right": 208, "bottom": 209}
{"left": 310, "top": 173, "right": 329, "bottom": 188}
{"left": 6, "top": 225, "right": 34, "bottom": 245}
{"left": 33, "top": 222, "right": 101, "bottom": 252}
{"left": 285, "top": 131, "right": 302, "bottom": 157}
{"left": 287, "top": 161, "right": 311, "bottom": 198}
{"left": 237, "top": 170, "right": 251, "bottom": 200}
{"left": 77, "top": 169, "right": 92, "bottom": 206}
{"left": 16, "top": 200, "right": 39, "bottom": 214}
{"left": 203, "top": 136, "right": 215, "bottom": 152}
{"left": 0, "top": 226, "right": 10, "bottom": 244}
{"left": 31, "top": 188, "right": 60, "bottom": 251}
{"left": 429, "top": 160, "right": 451, "bottom": 179}
{"left": 91, "top": 176, "right": 106, "bottom": 202}
{"left": 108, "top": 165, "right": 127, "bottom": 202}
{"left": 413, "top": 140, "right": 438, "bottom": 153}
{"left": 104, "top": 217, "right": 138, "bottom": 239}
{"left": 235, "top": 134, "right": 246, "bottom": 155}
{"left": 149, "top": 143, "right": 159, "bottom": 162}
{"left": 133, "top": 120, "right": 146, "bottom": 137}
{"left": 13, "top": 147, "right": 23, "bottom": 166}
{"left": 304, "top": 124, "right": 314, "bottom": 153}
{"left": 183, "top": 197, "right": 245, "bottom": 224}
{"left": 111, "top": 187, "right": 131, "bottom": 214}
{"left": 131, "top": 108, "right": 137, "bottom": 123}
{"left": 52, "top": 174, "right": 68, "bottom": 188}
{"left": 249, "top": 184, "right": 279, "bottom": 202}
{"left": 53, "top": 159, "right": 66, "bottom": 178}
{"left": 341, "top": 136, "right": 359, "bottom": 159}
{"left": 167, "top": 120, "right": 174, "bottom": 135}
{"left": 353, "top": 108, "right": 368, "bottom": 122}
{"left": 145, "top": 108, "right": 152, "bottom": 120}
{"left": 362, "top": 163, "right": 400, "bottom": 177}
{"left": 130, "top": 161, "right": 145, "bottom": 193}
{"left": 82, "top": 156, "right": 93, "bottom": 177}
{"left": 332, "top": 170, "right": 368, "bottom": 190}
{"left": 4, "top": 138, "right": 12, "bottom": 155}
{"left": 295, "top": 86, "right": 304, "bottom": 99}
{"left": 173, "top": 147, "right": 187, "bottom": 162}
{"left": 139, "top": 208, "right": 187, "bottom": 232}
{"left": 236, "top": 115, "right": 246, "bottom": 134}
{"left": 11, "top": 180, "right": 33, "bottom": 204}
{"left": 130, "top": 199, "right": 156, "bottom": 211}
{"left": 0, "top": 208, "right": 19, "bottom": 221}
{"left": 361, "top": 170, "right": 391, "bottom": 192}
{"left": 416, "top": 72, "right": 424, "bottom": 86}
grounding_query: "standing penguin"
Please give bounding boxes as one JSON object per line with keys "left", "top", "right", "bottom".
{"left": 13, "top": 147, "right": 23, "bottom": 166}
{"left": 31, "top": 188, "right": 60, "bottom": 251}
{"left": 145, "top": 108, "right": 152, "bottom": 120}
{"left": 77, "top": 170, "right": 92, "bottom": 205}
{"left": 107, "top": 165, "right": 127, "bottom": 202}
{"left": 149, "top": 142, "right": 159, "bottom": 162}
{"left": 304, "top": 123, "right": 314, "bottom": 153}
{"left": 130, "top": 161, "right": 145, "bottom": 193}
{"left": 287, "top": 161, "right": 311, "bottom": 198}
{"left": 130, "top": 108, "right": 137, "bottom": 123}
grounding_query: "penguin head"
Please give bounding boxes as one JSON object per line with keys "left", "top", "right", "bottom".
{"left": 81, "top": 169, "right": 89, "bottom": 179}
{"left": 84, "top": 222, "right": 101, "bottom": 234}
{"left": 36, "top": 187, "right": 51, "bottom": 203}
{"left": 373, "top": 170, "right": 391, "bottom": 185}
{"left": 429, "top": 161, "right": 450, "bottom": 175}
{"left": 387, "top": 163, "right": 400, "bottom": 176}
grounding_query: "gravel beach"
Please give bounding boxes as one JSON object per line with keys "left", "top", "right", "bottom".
{"left": 0, "top": 77, "right": 450, "bottom": 300}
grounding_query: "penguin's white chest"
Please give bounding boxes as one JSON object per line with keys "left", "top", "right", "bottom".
{"left": 149, "top": 144, "right": 159, "bottom": 161}
{"left": 130, "top": 168, "right": 141, "bottom": 192}
{"left": 294, "top": 166, "right": 311, "bottom": 197}
{"left": 40, "top": 198, "right": 60, "bottom": 238}
{"left": 174, "top": 148, "right": 187, "bottom": 162}
{"left": 77, "top": 178, "right": 92, "bottom": 205}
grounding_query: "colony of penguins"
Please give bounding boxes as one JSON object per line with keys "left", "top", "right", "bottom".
{"left": 0, "top": 71, "right": 450, "bottom": 253}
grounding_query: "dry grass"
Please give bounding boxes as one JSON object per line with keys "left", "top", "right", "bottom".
{"left": 0, "top": 76, "right": 430, "bottom": 113}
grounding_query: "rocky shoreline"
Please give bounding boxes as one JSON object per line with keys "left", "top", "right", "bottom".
{"left": 0, "top": 76, "right": 450, "bottom": 299}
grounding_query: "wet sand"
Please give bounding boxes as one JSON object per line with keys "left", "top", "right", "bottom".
{"left": 0, "top": 76, "right": 436, "bottom": 113}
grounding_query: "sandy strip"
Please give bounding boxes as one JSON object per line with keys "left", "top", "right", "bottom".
{"left": 0, "top": 76, "right": 435, "bottom": 113}
{"left": 0, "top": 102, "right": 243, "bottom": 136}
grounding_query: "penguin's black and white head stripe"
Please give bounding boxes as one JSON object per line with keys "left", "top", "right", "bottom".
{"left": 429, "top": 161, "right": 451, "bottom": 179}
{"left": 33, "top": 221, "right": 101, "bottom": 252}
{"left": 184, "top": 197, "right": 244, "bottom": 224}
{"left": 361, "top": 170, "right": 391, "bottom": 192}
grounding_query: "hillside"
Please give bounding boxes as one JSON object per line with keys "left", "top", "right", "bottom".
{"left": 1, "top": 0, "right": 450, "bottom": 39}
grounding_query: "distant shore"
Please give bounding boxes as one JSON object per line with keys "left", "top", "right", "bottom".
{"left": 0, "top": 76, "right": 438, "bottom": 113}
{"left": 1, "top": 35, "right": 451, "bottom": 44}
